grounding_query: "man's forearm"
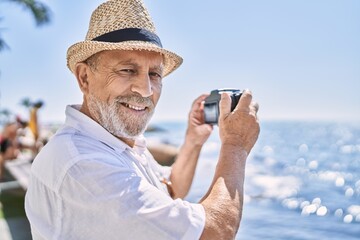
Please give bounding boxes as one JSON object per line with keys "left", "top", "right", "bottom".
{"left": 170, "top": 139, "right": 203, "bottom": 199}
{"left": 199, "top": 144, "right": 247, "bottom": 240}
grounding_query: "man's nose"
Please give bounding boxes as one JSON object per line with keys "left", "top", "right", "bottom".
{"left": 130, "top": 74, "right": 153, "bottom": 97}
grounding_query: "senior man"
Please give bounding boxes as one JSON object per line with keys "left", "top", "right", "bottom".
{"left": 25, "top": 0, "right": 260, "bottom": 239}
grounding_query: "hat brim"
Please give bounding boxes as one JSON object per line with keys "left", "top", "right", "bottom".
{"left": 67, "top": 40, "right": 183, "bottom": 77}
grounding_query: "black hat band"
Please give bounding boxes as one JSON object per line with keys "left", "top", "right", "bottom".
{"left": 92, "top": 28, "right": 162, "bottom": 48}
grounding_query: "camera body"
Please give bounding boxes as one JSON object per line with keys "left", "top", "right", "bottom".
{"left": 203, "top": 89, "right": 242, "bottom": 124}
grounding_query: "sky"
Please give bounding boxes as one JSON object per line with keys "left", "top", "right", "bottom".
{"left": 0, "top": 0, "right": 359, "bottom": 125}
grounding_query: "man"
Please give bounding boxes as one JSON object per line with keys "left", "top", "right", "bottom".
{"left": 25, "top": 0, "right": 260, "bottom": 239}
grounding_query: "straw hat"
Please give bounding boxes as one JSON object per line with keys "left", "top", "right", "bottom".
{"left": 66, "top": 0, "right": 183, "bottom": 77}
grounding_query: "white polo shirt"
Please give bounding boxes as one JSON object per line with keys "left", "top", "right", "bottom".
{"left": 25, "top": 105, "right": 205, "bottom": 240}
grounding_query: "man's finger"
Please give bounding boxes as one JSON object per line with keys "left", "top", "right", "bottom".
{"left": 234, "top": 89, "right": 253, "bottom": 111}
{"left": 249, "top": 101, "right": 259, "bottom": 119}
{"left": 219, "top": 93, "right": 232, "bottom": 118}
{"left": 250, "top": 102, "right": 259, "bottom": 113}
{"left": 191, "top": 94, "right": 209, "bottom": 111}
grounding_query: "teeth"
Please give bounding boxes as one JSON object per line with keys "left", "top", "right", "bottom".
{"left": 125, "top": 103, "right": 145, "bottom": 111}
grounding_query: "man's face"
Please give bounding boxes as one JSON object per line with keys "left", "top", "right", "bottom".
{"left": 82, "top": 50, "right": 163, "bottom": 139}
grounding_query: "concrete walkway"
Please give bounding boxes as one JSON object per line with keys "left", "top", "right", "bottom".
{"left": 0, "top": 217, "right": 32, "bottom": 240}
{"left": 0, "top": 169, "right": 32, "bottom": 240}
{"left": 0, "top": 218, "right": 12, "bottom": 240}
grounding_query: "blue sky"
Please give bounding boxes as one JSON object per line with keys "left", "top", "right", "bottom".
{"left": 0, "top": 0, "right": 359, "bottom": 124}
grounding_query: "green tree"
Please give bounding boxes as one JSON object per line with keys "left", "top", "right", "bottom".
{"left": 20, "top": 97, "right": 32, "bottom": 109}
{"left": 0, "top": 0, "right": 51, "bottom": 51}
{"left": 0, "top": 108, "right": 11, "bottom": 123}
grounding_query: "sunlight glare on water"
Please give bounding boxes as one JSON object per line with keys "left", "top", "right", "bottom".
{"left": 148, "top": 121, "right": 360, "bottom": 239}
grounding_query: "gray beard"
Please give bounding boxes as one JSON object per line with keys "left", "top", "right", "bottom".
{"left": 87, "top": 94, "right": 155, "bottom": 139}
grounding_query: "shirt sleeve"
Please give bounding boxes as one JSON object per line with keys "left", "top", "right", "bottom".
{"left": 59, "top": 155, "right": 205, "bottom": 240}
{"left": 146, "top": 149, "right": 172, "bottom": 180}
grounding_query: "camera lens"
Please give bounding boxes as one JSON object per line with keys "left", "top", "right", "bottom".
{"left": 204, "top": 103, "right": 218, "bottom": 124}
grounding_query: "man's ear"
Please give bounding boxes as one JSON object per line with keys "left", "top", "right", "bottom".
{"left": 74, "top": 62, "right": 91, "bottom": 94}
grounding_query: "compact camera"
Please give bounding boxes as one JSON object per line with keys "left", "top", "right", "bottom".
{"left": 203, "top": 89, "right": 242, "bottom": 125}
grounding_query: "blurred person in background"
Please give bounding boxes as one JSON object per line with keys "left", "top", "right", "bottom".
{"left": 0, "top": 117, "right": 28, "bottom": 180}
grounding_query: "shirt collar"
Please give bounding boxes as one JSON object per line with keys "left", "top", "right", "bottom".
{"left": 65, "top": 105, "right": 146, "bottom": 153}
{"left": 133, "top": 135, "right": 147, "bottom": 155}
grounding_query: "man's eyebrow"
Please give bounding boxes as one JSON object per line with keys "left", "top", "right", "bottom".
{"left": 116, "top": 59, "right": 139, "bottom": 66}
{"left": 150, "top": 64, "right": 164, "bottom": 73}
{"left": 114, "top": 59, "right": 164, "bottom": 73}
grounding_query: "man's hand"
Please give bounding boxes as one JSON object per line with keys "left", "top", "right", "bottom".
{"left": 200, "top": 89, "right": 260, "bottom": 240}
{"left": 219, "top": 89, "right": 260, "bottom": 154}
{"left": 185, "top": 94, "right": 213, "bottom": 146}
{"left": 169, "top": 94, "right": 213, "bottom": 199}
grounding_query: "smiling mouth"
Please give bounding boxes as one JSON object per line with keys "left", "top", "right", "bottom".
{"left": 121, "top": 103, "right": 147, "bottom": 111}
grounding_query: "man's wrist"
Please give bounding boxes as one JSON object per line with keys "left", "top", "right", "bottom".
{"left": 220, "top": 141, "right": 249, "bottom": 157}
{"left": 183, "top": 136, "right": 204, "bottom": 149}
{"left": 184, "top": 128, "right": 205, "bottom": 148}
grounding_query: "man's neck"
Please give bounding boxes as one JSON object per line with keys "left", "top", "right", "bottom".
{"left": 118, "top": 137, "right": 135, "bottom": 148}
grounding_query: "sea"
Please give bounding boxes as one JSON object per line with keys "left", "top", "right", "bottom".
{"left": 145, "top": 120, "right": 360, "bottom": 240}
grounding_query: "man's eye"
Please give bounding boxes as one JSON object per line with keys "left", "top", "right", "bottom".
{"left": 149, "top": 72, "right": 162, "bottom": 81}
{"left": 116, "top": 68, "right": 136, "bottom": 75}
{"left": 121, "top": 69, "right": 135, "bottom": 73}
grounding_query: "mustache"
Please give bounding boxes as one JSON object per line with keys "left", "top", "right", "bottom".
{"left": 114, "top": 95, "right": 154, "bottom": 108}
